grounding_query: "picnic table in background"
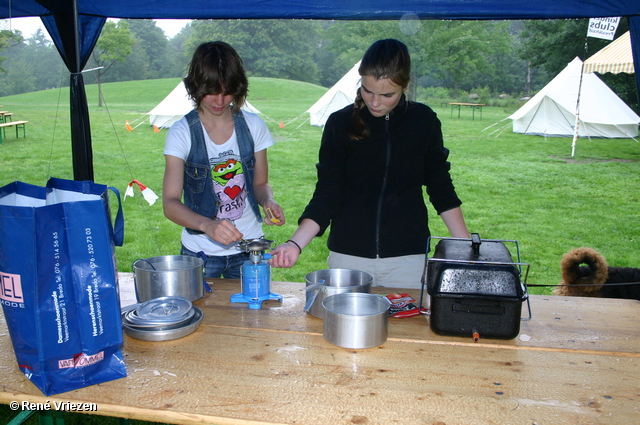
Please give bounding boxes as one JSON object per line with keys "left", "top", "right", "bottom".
{"left": 0, "top": 111, "right": 11, "bottom": 124}
{"left": 449, "top": 102, "right": 486, "bottom": 120}
{"left": 0, "top": 111, "right": 28, "bottom": 143}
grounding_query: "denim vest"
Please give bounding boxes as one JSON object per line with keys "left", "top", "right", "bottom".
{"left": 183, "top": 109, "right": 262, "bottom": 234}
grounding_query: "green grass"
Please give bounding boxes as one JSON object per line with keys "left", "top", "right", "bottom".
{"left": 1, "top": 78, "right": 640, "bottom": 425}
{"left": 1, "top": 78, "right": 639, "bottom": 295}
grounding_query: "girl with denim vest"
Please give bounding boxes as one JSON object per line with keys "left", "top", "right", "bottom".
{"left": 163, "top": 41, "right": 285, "bottom": 278}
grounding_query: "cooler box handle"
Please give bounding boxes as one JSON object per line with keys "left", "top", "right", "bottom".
{"left": 471, "top": 233, "right": 482, "bottom": 257}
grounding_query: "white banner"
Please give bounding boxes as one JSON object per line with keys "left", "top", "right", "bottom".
{"left": 587, "top": 17, "right": 621, "bottom": 40}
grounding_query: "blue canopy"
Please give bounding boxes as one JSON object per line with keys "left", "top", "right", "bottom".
{"left": 2, "top": 0, "right": 639, "bottom": 179}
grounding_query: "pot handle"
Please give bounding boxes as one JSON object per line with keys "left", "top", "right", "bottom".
{"left": 471, "top": 233, "right": 482, "bottom": 257}
{"left": 132, "top": 258, "right": 157, "bottom": 271}
{"left": 303, "top": 289, "right": 319, "bottom": 313}
{"left": 303, "top": 279, "right": 324, "bottom": 312}
{"left": 196, "top": 251, "right": 213, "bottom": 293}
{"left": 132, "top": 258, "right": 157, "bottom": 302}
{"left": 303, "top": 280, "right": 325, "bottom": 292}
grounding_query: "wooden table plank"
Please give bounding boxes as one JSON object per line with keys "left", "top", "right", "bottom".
{"left": 0, "top": 325, "right": 637, "bottom": 424}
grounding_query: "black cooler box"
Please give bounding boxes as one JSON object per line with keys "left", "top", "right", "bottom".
{"left": 423, "top": 233, "right": 530, "bottom": 340}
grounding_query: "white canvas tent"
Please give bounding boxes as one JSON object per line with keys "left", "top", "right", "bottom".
{"left": 148, "top": 81, "right": 261, "bottom": 129}
{"left": 306, "top": 61, "right": 361, "bottom": 127}
{"left": 508, "top": 57, "right": 640, "bottom": 139}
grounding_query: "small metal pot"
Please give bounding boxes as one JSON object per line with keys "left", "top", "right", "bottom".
{"left": 133, "top": 255, "right": 206, "bottom": 302}
{"left": 322, "top": 293, "right": 391, "bottom": 349}
{"left": 304, "top": 269, "right": 372, "bottom": 318}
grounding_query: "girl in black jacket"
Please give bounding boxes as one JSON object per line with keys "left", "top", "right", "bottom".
{"left": 270, "top": 39, "right": 469, "bottom": 289}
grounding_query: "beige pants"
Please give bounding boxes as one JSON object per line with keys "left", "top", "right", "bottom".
{"left": 327, "top": 251, "right": 430, "bottom": 309}
{"left": 327, "top": 251, "right": 428, "bottom": 289}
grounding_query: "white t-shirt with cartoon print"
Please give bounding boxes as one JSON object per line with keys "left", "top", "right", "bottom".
{"left": 164, "top": 110, "right": 274, "bottom": 256}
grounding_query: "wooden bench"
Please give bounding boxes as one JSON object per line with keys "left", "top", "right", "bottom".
{"left": 0, "top": 120, "right": 28, "bottom": 143}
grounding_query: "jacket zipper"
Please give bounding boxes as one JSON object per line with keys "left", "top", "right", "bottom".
{"left": 375, "top": 114, "right": 391, "bottom": 257}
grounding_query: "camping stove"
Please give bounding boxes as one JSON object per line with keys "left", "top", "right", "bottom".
{"left": 230, "top": 237, "right": 282, "bottom": 309}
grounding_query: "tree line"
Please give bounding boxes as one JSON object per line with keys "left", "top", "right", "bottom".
{"left": 0, "top": 18, "right": 635, "bottom": 109}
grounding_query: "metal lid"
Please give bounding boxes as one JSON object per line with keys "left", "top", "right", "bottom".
{"left": 136, "top": 296, "right": 193, "bottom": 323}
{"left": 124, "top": 307, "right": 195, "bottom": 327}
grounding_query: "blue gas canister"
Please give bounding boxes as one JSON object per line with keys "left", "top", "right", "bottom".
{"left": 231, "top": 238, "right": 282, "bottom": 309}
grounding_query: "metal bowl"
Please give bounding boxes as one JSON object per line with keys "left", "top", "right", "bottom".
{"left": 133, "top": 255, "right": 205, "bottom": 302}
{"left": 304, "top": 269, "right": 372, "bottom": 318}
{"left": 122, "top": 306, "right": 203, "bottom": 341}
{"left": 322, "top": 293, "right": 390, "bottom": 349}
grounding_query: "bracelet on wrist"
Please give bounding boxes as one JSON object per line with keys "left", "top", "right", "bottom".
{"left": 286, "top": 239, "right": 302, "bottom": 254}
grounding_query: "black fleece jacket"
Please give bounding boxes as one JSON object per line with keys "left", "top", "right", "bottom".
{"left": 299, "top": 97, "right": 463, "bottom": 258}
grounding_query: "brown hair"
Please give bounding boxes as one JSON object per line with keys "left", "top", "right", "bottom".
{"left": 183, "top": 41, "right": 248, "bottom": 114}
{"left": 348, "top": 39, "right": 411, "bottom": 139}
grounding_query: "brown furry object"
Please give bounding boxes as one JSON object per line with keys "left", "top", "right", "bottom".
{"left": 553, "top": 247, "right": 640, "bottom": 300}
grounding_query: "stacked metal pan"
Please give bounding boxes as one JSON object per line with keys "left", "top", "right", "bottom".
{"left": 121, "top": 296, "right": 203, "bottom": 341}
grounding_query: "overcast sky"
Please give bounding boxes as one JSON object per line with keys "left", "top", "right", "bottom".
{"left": 1, "top": 17, "right": 190, "bottom": 39}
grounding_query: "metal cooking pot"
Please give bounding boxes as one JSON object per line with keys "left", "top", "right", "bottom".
{"left": 322, "top": 292, "right": 391, "bottom": 349}
{"left": 304, "top": 269, "right": 372, "bottom": 318}
{"left": 133, "top": 255, "right": 207, "bottom": 302}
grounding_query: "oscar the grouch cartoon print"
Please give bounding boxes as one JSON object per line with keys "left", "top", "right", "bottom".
{"left": 210, "top": 153, "right": 246, "bottom": 221}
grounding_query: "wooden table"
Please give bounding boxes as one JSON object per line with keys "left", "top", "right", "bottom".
{"left": 449, "top": 102, "right": 485, "bottom": 120}
{"left": 1, "top": 275, "right": 638, "bottom": 424}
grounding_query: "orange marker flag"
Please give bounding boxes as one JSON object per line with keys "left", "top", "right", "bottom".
{"left": 125, "top": 121, "right": 133, "bottom": 131}
{"left": 279, "top": 122, "right": 285, "bottom": 129}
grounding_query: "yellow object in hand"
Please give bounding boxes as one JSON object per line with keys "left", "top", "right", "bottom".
{"left": 266, "top": 207, "right": 280, "bottom": 223}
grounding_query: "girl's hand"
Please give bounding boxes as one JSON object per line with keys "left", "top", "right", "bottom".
{"left": 263, "top": 202, "right": 285, "bottom": 226}
{"left": 269, "top": 242, "right": 300, "bottom": 268}
{"left": 201, "top": 219, "right": 244, "bottom": 245}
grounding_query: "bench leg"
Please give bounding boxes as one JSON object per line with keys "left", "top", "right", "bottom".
{"left": 38, "top": 410, "right": 65, "bottom": 425}
{"left": 15, "top": 124, "right": 26, "bottom": 138}
{"left": 7, "top": 410, "right": 37, "bottom": 425}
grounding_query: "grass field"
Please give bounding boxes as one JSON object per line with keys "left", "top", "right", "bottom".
{"left": 1, "top": 76, "right": 639, "bottom": 294}
{"left": 1, "top": 77, "right": 639, "bottom": 424}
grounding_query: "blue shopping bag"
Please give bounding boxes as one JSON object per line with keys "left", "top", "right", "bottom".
{"left": 0, "top": 177, "right": 127, "bottom": 396}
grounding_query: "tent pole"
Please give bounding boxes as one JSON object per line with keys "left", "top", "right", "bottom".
{"left": 571, "top": 44, "right": 588, "bottom": 157}
{"left": 70, "top": 0, "right": 94, "bottom": 181}
{"left": 630, "top": 17, "right": 640, "bottom": 112}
